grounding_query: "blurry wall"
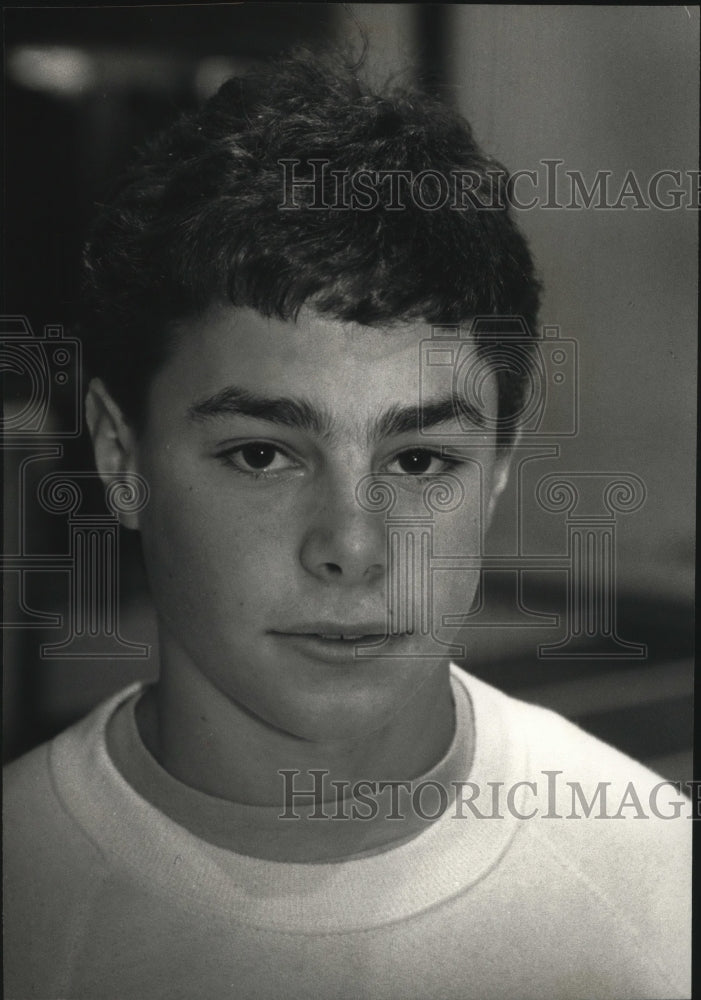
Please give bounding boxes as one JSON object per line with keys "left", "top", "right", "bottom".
{"left": 447, "top": 5, "right": 697, "bottom": 602}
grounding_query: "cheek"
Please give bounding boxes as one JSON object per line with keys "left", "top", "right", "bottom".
{"left": 137, "top": 469, "right": 300, "bottom": 617}
{"left": 428, "top": 505, "right": 483, "bottom": 616}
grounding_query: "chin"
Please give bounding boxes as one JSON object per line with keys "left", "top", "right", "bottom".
{"left": 268, "top": 686, "right": 401, "bottom": 743}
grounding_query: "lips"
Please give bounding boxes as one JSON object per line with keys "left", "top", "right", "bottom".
{"left": 306, "top": 629, "right": 387, "bottom": 642}
{"left": 317, "top": 633, "right": 370, "bottom": 641}
{"left": 270, "top": 627, "right": 397, "bottom": 665}
{"left": 274, "top": 623, "right": 388, "bottom": 641}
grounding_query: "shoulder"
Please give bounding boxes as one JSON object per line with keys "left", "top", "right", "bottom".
{"left": 456, "top": 668, "right": 692, "bottom": 996}
{"left": 4, "top": 685, "right": 144, "bottom": 870}
{"left": 457, "top": 665, "right": 689, "bottom": 806}
{"left": 4, "top": 688, "right": 148, "bottom": 996}
{"left": 462, "top": 667, "right": 692, "bottom": 870}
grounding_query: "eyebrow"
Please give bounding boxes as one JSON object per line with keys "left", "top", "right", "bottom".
{"left": 375, "top": 397, "right": 486, "bottom": 437}
{"left": 187, "top": 386, "right": 486, "bottom": 440}
{"left": 188, "top": 387, "right": 331, "bottom": 437}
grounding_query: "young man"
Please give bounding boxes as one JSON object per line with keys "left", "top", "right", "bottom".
{"left": 4, "top": 51, "right": 691, "bottom": 999}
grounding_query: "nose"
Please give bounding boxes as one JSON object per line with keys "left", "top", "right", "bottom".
{"left": 299, "top": 471, "right": 386, "bottom": 586}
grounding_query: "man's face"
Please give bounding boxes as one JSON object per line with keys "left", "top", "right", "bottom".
{"left": 124, "top": 305, "right": 510, "bottom": 741}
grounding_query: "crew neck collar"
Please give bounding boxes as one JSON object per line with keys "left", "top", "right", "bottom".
{"left": 105, "top": 669, "right": 468, "bottom": 863}
{"left": 50, "top": 666, "right": 525, "bottom": 933}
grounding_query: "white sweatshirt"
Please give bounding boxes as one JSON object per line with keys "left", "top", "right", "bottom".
{"left": 3, "top": 666, "right": 691, "bottom": 999}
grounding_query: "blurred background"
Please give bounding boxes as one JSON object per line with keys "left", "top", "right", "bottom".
{"left": 3, "top": 4, "right": 697, "bottom": 782}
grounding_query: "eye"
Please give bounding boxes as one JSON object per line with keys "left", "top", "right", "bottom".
{"left": 237, "top": 443, "right": 280, "bottom": 470}
{"left": 216, "top": 442, "right": 299, "bottom": 477}
{"left": 387, "top": 449, "right": 458, "bottom": 476}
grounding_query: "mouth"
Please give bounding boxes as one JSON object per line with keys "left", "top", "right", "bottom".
{"left": 273, "top": 626, "right": 388, "bottom": 642}
{"left": 307, "top": 633, "right": 384, "bottom": 642}
{"left": 273, "top": 618, "right": 387, "bottom": 641}
{"left": 270, "top": 624, "right": 396, "bottom": 662}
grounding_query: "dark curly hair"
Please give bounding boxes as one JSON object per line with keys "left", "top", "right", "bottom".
{"left": 80, "top": 47, "right": 541, "bottom": 444}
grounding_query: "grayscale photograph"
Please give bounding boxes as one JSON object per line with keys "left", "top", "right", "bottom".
{"left": 2, "top": 4, "right": 697, "bottom": 998}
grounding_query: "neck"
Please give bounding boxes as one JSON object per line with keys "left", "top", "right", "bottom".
{"left": 141, "top": 636, "right": 457, "bottom": 809}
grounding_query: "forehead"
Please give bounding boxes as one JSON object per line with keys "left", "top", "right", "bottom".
{"left": 164, "top": 305, "right": 420, "bottom": 399}
{"left": 154, "top": 304, "right": 497, "bottom": 418}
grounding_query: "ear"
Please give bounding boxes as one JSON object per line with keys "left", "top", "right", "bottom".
{"left": 486, "top": 430, "right": 520, "bottom": 526}
{"left": 85, "top": 378, "right": 141, "bottom": 530}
